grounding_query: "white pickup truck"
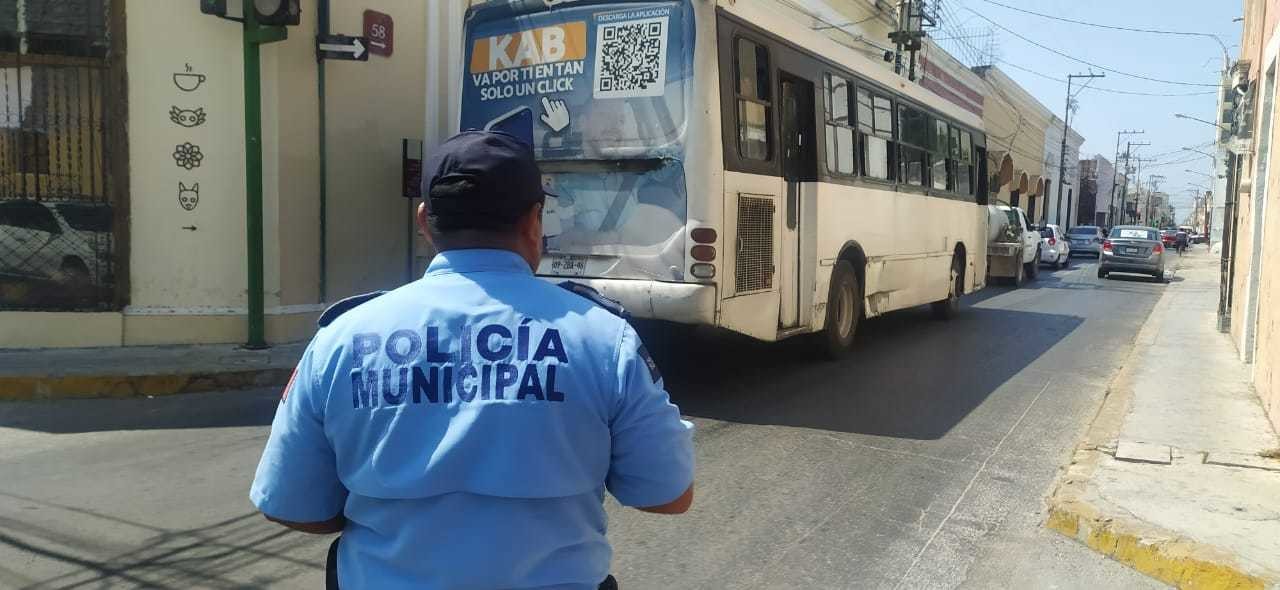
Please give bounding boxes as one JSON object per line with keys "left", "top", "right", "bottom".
{"left": 985, "top": 205, "right": 1041, "bottom": 287}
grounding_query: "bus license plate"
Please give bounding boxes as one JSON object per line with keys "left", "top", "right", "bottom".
{"left": 549, "top": 254, "right": 589, "bottom": 276}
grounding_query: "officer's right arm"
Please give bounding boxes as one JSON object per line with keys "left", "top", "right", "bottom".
{"left": 249, "top": 345, "right": 349, "bottom": 531}
{"left": 605, "top": 324, "right": 695, "bottom": 514}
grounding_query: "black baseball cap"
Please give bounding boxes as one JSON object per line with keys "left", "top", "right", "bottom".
{"left": 422, "top": 130, "right": 550, "bottom": 231}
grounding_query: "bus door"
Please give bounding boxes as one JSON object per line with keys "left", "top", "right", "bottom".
{"left": 779, "top": 74, "right": 817, "bottom": 329}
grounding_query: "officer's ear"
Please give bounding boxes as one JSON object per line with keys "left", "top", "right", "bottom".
{"left": 416, "top": 201, "right": 434, "bottom": 245}
{"left": 515, "top": 201, "right": 543, "bottom": 269}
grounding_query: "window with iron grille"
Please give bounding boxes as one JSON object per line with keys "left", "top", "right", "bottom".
{"left": 0, "top": 0, "right": 117, "bottom": 311}
{"left": 735, "top": 195, "right": 774, "bottom": 294}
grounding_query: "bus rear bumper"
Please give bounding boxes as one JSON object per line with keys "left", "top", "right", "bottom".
{"left": 543, "top": 277, "right": 717, "bottom": 325}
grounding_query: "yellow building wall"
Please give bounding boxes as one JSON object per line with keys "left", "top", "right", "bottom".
{"left": 323, "top": 0, "right": 432, "bottom": 301}
{"left": 126, "top": 1, "right": 251, "bottom": 310}
{"left": 1, "top": 0, "right": 465, "bottom": 348}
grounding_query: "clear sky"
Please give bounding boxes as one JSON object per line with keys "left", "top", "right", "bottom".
{"left": 933, "top": 0, "right": 1241, "bottom": 219}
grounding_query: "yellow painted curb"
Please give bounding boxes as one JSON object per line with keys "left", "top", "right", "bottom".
{"left": 1047, "top": 503, "right": 1267, "bottom": 590}
{"left": 0, "top": 368, "right": 293, "bottom": 401}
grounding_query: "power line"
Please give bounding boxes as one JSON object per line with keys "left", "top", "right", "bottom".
{"left": 1146, "top": 154, "right": 1210, "bottom": 169}
{"left": 996, "top": 61, "right": 1217, "bottom": 96}
{"left": 976, "top": 0, "right": 1229, "bottom": 45}
{"left": 964, "top": 8, "right": 1219, "bottom": 87}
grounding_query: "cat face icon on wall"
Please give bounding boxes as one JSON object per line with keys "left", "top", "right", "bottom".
{"left": 178, "top": 182, "right": 199, "bottom": 211}
{"left": 169, "top": 106, "right": 206, "bottom": 128}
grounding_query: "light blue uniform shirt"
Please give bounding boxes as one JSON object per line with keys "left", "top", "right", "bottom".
{"left": 250, "top": 249, "right": 694, "bottom": 589}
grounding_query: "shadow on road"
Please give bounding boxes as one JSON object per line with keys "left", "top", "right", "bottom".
{"left": 0, "top": 388, "right": 280, "bottom": 434}
{"left": 641, "top": 298, "right": 1084, "bottom": 440}
{"left": 0, "top": 492, "right": 325, "bottom": 589}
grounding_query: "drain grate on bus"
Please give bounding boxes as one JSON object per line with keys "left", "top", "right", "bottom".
{"left": 735, "top": 194, "right": 774, "bottom": 294}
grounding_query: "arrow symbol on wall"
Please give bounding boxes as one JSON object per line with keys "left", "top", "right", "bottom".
{"left": 317, "top": 35, "right": 367, "bottom": 60}
{"left": 181, "top": 225, "right": 197, "bottom": 231}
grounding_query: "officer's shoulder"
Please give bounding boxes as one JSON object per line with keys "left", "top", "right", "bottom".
{"left": 555, "top": 280, "right": 628, "bottom": 320}
{"left": 318, "top": 290, "right": 388, "bottom": 327}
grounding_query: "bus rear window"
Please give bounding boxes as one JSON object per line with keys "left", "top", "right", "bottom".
{"left": 460, "top": 2, "right": 692, "bottom": 159}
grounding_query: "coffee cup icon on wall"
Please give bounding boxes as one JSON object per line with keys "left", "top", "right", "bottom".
{"left": 173, "top": 72, "right": 206, "bottom": 92}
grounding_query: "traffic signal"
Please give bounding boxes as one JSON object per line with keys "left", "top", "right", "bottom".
{"left": 200, "top": 0, "right": 300, "bottom": 26}
{"left": 252, "top": 0, "right": 301, "bottom": 26}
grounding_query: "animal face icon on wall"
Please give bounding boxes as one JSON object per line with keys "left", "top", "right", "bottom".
{"left": 170, "top": 106, "right": 206, "bottom": 128}
{"left": 178, "top": 182, "right": 199, "bottom": 211}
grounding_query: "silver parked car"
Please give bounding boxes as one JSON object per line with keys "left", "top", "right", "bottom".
{"left": 1098, "top": 225, "right": 1167, "bottom": 282}
{"left": 1066, "top": 225, "right": 1106, "bottom": 257}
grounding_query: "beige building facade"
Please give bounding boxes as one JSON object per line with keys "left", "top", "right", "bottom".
{"left": 0, "top": 0, "right": 467, "bottom": 348}
{"left": 972, "top": 65, "right": 1052, "bottom": 215}
{"left": 1229, "top": 0, "right": 1280, "bottom": 431}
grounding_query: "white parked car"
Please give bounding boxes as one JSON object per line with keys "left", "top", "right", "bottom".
{"left": 0, "top": 199, "right": 114, "bottom": 286}
{"left": 1038, "top": 224, "right": 1070, "bottom": 269}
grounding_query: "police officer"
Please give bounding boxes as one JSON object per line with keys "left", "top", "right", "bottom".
{"left": 250, "top": 130, "right": 695, "bottom": 589}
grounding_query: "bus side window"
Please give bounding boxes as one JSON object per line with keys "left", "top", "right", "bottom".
{"left": 857, "top": 88, "right": 894, "bottom": 181}
{"left": 735, "top": 38, "right": 772, "bottom": 161}
{"left": 897, "top": 104, "right": 929, "bottom": 187}
{"left": 823, "top": 73, "right": 855, "bottom": 175}
{"left": 930, "top": 119, "right": 949, "bottom": 191}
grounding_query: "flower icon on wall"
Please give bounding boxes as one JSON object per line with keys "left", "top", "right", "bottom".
{"left": 173, "top": 142, "right": 204, "bottom": 170}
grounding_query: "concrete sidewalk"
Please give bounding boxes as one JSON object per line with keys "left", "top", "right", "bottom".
{"left": 1048, "top": 247, "right": 1280, "bottom": 589}
{"left": 0, "top": 342, "right": 304, "bottom": 400}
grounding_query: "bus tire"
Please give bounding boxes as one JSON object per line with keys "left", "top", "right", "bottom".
{"left": 818, "top": 260, "right": 861, "bottom": 360}
{"left": 931, "top": 254, "right": 963, "bottom": 320}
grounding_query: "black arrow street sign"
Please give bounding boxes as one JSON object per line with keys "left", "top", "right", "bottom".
{"left": 317, "top": 34, "right": 368, "bottom": 61}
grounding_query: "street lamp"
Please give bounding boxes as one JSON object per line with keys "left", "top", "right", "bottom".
{"left": 1174, "top": 113, "right": 1230, "bottom": 132}
{"left": 1182, "top": 146, "right": 1216, "bottom": 159}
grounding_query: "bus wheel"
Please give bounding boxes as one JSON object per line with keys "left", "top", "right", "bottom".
{"left": 818, "top": 260, "right": 861, "bottom": 360}
{"left": 931, "top": 254, "right": 963, "bottom": 320}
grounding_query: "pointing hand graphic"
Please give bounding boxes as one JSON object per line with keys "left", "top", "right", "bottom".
{"left": 540, "top": 97, "right": 570, "bottom": 133}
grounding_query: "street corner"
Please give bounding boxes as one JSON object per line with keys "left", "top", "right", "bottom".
{"left": 0, "top": 368, "right": 294, "bottom": 401}
{"left": 0, "top": 344, "right": 302, "bottom": 401}
{"left": 1046, "top": 450, "right": 1276, "bottom": 590}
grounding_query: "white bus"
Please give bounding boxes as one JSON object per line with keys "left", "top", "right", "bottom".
{"left": 460, "top": 0, "right": 990, "bottom": 357}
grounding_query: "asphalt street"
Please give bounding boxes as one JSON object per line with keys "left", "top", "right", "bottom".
{"left": 0, "top": 257, "right": 1180, "bottom": 589}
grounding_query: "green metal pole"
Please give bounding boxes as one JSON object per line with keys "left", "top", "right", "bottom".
{"left": 243, "top": 9, "right": 267, "bottom": 349}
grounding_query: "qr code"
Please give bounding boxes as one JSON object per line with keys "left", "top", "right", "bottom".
{"left": 593, "top": 16, "right": 668, "bottom": 99}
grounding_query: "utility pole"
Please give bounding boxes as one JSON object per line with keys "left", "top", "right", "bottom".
{"left": 1146, "top": 174, "right": 1166, "bottom": 226}
{"left": 1131, "top": 156, "right": 1153, "bottom": 224}
{"left": 1110, "top": 130, "right": 1143, "bottom": 226}
{"left": 1120, "top": 141, "right": 1149, "bottom": 223}
{"left": 888, "top": 1, "right": 936, "bottom": 80}
{"left": 1056, "top": 73, "right": 1105, "bottom": 231}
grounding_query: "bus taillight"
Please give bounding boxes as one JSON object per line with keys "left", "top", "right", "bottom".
{"left": 691, "top": 264, "right": 716, "bottom": 279}
{"left": 691, "top": 228, "right": 717, "bottom": 243}
{"left": 691, "top": 245, "right": 716, "bottom": 262}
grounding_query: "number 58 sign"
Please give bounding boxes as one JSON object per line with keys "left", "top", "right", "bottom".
{"left": 363, "top": 10, "right": 393, "bottom": 57}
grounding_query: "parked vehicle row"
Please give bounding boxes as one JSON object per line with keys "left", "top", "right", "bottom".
{"left": 983, "top": 214, "right": 1172, "bottom": 287}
